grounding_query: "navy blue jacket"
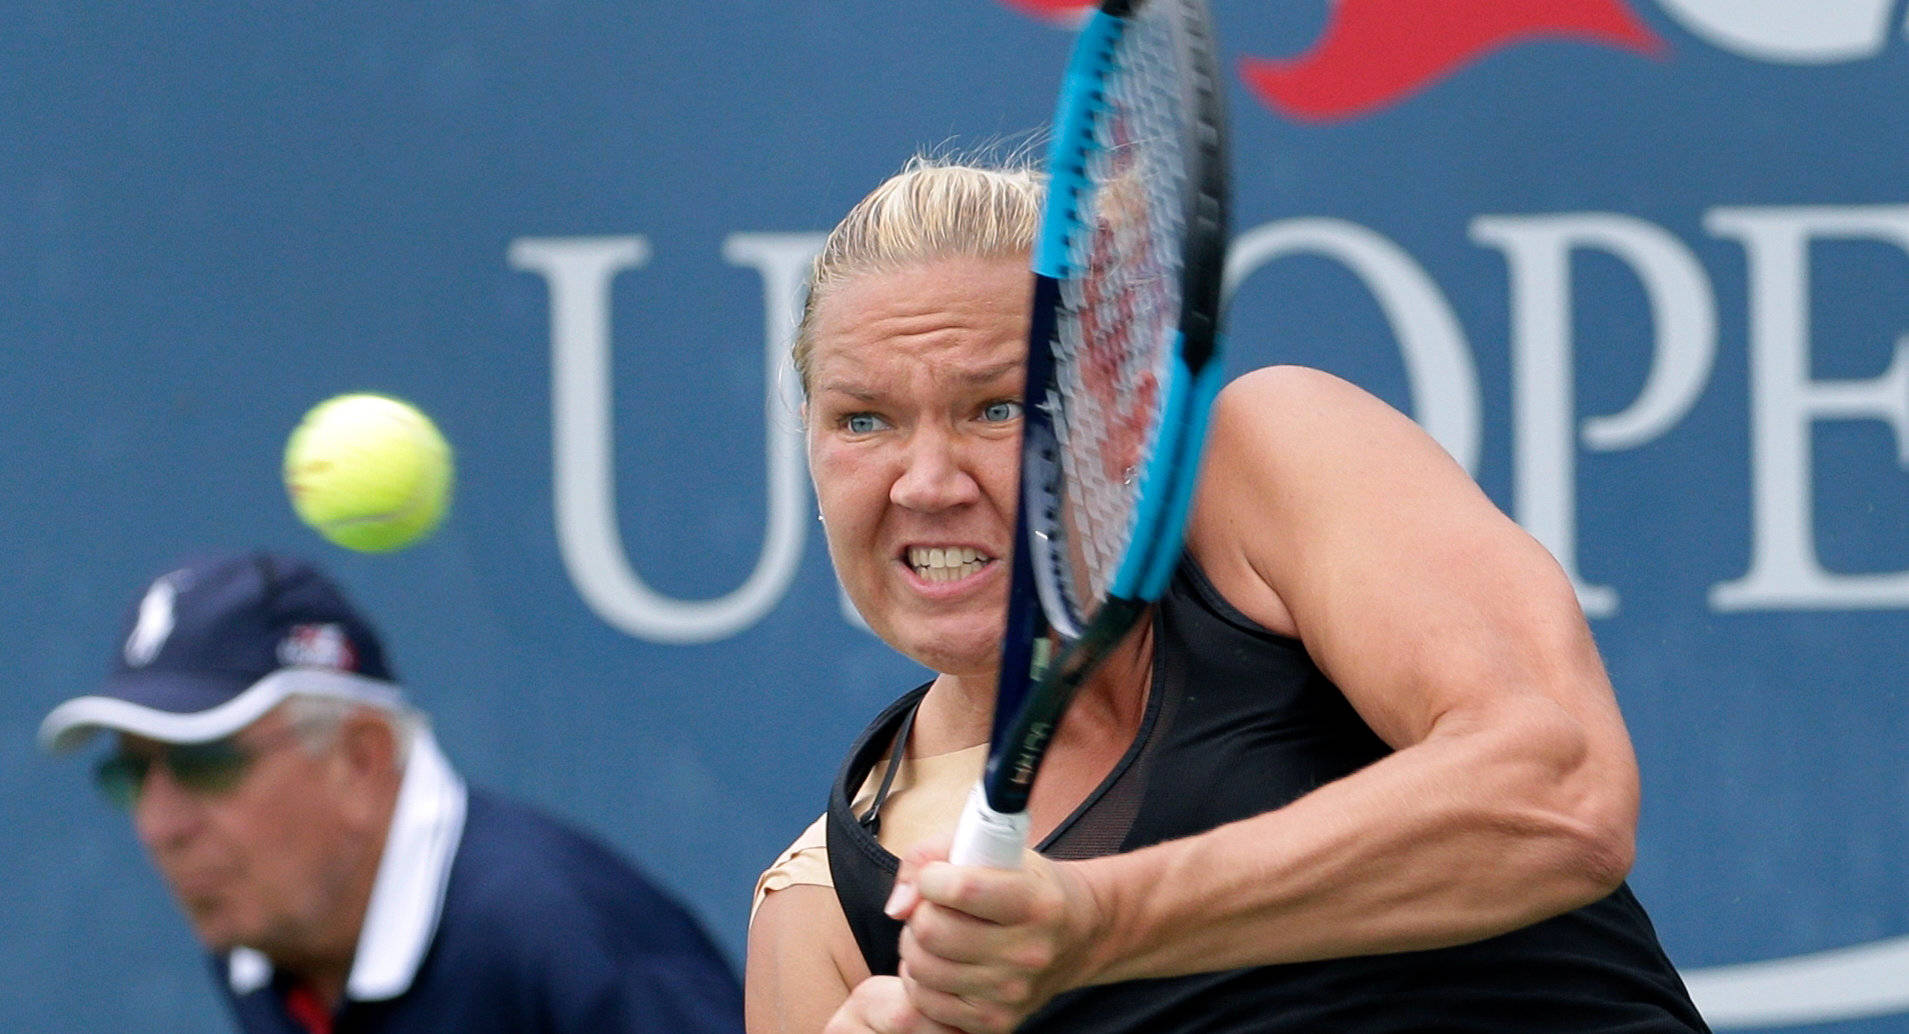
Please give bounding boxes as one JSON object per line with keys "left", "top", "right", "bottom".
{"left": 217, "top": 789, "right": 743, "bottom": 1033}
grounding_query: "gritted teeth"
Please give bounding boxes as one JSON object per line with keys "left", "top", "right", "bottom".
{"left": 906, "top": 545, "right": 991, "bottom": 583}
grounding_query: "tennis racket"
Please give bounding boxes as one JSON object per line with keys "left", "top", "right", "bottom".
{"left": 949, "top": 0, "right": 1230, "bottom": 869}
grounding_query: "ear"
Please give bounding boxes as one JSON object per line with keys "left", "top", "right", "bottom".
{"left": 330, "top": 710, "right": 403, "bottom": 820}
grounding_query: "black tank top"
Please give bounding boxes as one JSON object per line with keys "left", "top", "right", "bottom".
{"left": 826, "top": 559, "right": 1709, "bottom": 1032}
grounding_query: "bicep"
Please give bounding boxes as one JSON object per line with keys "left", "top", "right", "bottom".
{"left": 746, "top": 883, "right": 868, "bottom": 1034}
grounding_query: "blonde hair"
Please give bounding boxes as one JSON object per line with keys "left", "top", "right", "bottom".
{"left": 793, "top": 156, "right": 1046, "bottom": 395}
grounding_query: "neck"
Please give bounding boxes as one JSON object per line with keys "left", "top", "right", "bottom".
{"left": 915, "top": 671, "right": 998, "bottom": 755}
{"left": 1073, "top": 622, "right": 1154, "bottom": 729}
{"left": 917, "top": 621, "right": 1156, "bottom": 756}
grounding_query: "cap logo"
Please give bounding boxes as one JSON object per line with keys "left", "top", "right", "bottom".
{"left": 278, "top": 623, "right": 358, "bottom": 672}
{"left": 124, "top": 576, "right": 179, "bottom": 668}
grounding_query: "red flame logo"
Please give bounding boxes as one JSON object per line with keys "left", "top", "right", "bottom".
{"left": 993, "top": 0, "right": 1668, "bottom": 123}
{"left": 1241, "top": 0, "right": 1665, "bottom": 123}
{"left": 997, "top": 0, "right": 1096, "bottom": 22}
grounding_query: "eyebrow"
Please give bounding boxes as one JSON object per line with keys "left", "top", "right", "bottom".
{"left": 812, "top": 381, "right": 880, "bottom": 404}
{"left": 958, "top": 358, "right": 1026, "bottom": 387}
{"left": 816, "top": 358, "right": 1026, "bottom": 400}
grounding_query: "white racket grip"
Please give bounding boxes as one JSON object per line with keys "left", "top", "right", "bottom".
{"left": 949, "top": 782, "right": 1031, "bottom": 869}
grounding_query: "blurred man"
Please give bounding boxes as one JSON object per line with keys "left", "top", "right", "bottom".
{"left": 41, "top": 550, "right": 743, "bottom": 1034}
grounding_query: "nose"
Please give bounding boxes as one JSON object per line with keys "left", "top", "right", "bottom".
{"left": 131, "top": 762, "right": 204, "bottom": 852}
{"left": 890, "top": 426, "right": 983, "bottom": 513}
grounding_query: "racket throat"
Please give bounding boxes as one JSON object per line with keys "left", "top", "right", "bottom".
{"left": 981, "top": 597, "right": 1149, "bottom": 813}
{"left": 1002, "top": 635, "right": 1059, "bottom": 786}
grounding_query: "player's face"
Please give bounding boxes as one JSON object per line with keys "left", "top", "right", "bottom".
{"left": 805, "top": 255, "right": 1031, "bottom": 677}
{"left": 125, "top": 709, "right": 369, "bottom": 964}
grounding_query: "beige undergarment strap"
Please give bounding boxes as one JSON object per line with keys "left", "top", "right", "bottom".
{"left": 750, "top": 743, "right": 987, "bottom": 922}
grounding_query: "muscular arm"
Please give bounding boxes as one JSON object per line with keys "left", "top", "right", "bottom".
{"left": 1078, "top": 364, "right": 1639, "bottom": 979}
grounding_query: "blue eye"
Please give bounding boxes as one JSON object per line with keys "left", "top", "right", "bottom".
{"left": 981, "top": 400, "right": 1023, "bottom": 423}
{"left": 844, "top": 413, "right": 886, "bottom": 434}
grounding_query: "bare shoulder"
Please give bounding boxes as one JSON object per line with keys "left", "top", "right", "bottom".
{"left": 746, "top": 883, "right": 869, "bottom": 1034}
{"left": 1186, "top": 365, "right": 1474, "bottom": 636}
{"left": 1188, "top": 364, "right": 1615, "bottom": 750}
{"left": 1209, "top": 364, "right": 1443, "bottom": 443}
{"left": 1216, "top": 362, "right": 1349, "bottom": 403}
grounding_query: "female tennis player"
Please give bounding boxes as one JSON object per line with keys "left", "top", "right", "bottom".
{"left": 744, "top": 158, "right": 1710, "bottom": 1034}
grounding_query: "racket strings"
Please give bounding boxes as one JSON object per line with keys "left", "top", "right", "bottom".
{"left": 1050, "top": 6, "right": 1191, "bottom": 614}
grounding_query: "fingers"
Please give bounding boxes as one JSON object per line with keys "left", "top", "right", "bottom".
{"left": 889, "top": 835, "right": 1051, "bottom": 927}
{"left": 895, "top": 851, "right": 1112, "bottom": 1033}
{"left": 899, "top": 962, "right": 1025, "bottom": 1034}
{"left": 899, "top": 913, "right": 1055, "bottom": 1022}
{"left": 900, "top": 921, "right": 1049, "bottom": 995}
{"left": 884, "top": 879, "right": 921, "bottom": 920}
{"left": 886, "top": 834, "right": 954, "bottom": 921}
{"left": 903, "top": 897, "right": 1055, "bottom": 969}
{"left": 915, "top": 851, "right": 1060, "bottom": 927}
{"left": 825, "top": 975, "right": 966, "bottom": 1034}
{"left": 894, "top": 858, "right": 1070, "bottom": 1034}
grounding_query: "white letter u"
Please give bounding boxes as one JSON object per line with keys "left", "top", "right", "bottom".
{"left": 509, "top": 234, "right": 813, "bottom": 644}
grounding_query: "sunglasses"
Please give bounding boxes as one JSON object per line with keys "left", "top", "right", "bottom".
{"left": 93, "top": 725, "right": 310, "bottom": 810}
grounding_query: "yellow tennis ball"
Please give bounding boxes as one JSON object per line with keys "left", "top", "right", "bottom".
{"left": 284, "top": 393, "right": 454, "bottom": 552}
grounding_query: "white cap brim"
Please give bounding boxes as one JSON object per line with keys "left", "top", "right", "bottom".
{"left": 39, "top": 668, "right": 406, "bottom": 754}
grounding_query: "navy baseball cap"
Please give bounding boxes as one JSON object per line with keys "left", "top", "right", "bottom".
{"left": 40, "top": 551, "right": 406, "bottom": 753}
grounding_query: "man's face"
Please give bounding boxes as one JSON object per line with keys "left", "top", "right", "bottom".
{"left": 116, "top": 709, "right": 369, "bottom": 964}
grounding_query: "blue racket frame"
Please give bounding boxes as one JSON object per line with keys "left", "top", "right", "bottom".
{"left": 963, "top": 0, "right": 1230, "bottom": 848}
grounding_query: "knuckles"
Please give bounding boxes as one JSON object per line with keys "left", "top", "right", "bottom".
{"left": 924, "top": 863, "right": 985, "bottom": 910}
{"left": 894, "top": 860, "right": 1086, "bottom": 1031}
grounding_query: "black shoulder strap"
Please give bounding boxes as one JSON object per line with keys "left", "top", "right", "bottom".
{"left": 856, "top": 696, "right": 920, "bottom": 835}
{"left": 825, "top": 684, "right": 929, "bottom": 976}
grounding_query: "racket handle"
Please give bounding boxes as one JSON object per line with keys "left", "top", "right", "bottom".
{"left": 950, "top": 783, "right": 1031, "bottom": 869}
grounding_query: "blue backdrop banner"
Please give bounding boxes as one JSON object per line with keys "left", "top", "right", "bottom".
{"left": 3, "top": 2, "right": 1905, "bottom": 1030}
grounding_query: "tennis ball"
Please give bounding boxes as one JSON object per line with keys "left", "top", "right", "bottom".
{"left": 284, "top": 393, "right": 454, "bottom": 553}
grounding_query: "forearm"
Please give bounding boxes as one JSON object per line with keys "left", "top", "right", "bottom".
{"left": 1073, "top": 695, "right": 1636, "bottom": 986}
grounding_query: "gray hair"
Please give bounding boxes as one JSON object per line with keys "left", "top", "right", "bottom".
{"left": 793, "top": 155, "right": 1046, "bottom": 396}
{"left": 278, "top": 693, "right": 424, "bottom": 768}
